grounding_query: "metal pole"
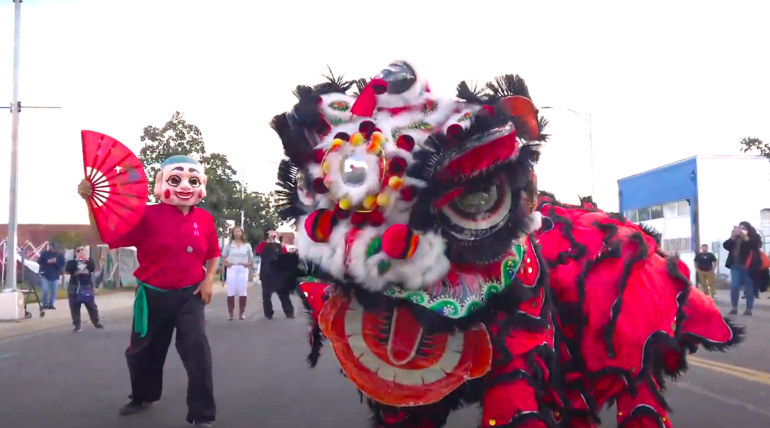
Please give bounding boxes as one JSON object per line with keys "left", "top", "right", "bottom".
{"left": 4, "top": 0, "right": 22, "bottom": 291}
{"left": 589, "top": 113, "right": 594, "bottom": 200}
{"left": 240, "top": 165, "right": 245, "bottom": 229}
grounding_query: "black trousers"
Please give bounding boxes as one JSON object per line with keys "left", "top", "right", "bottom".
{"left": 68, "top": 294, "right": 100, "bottom": 328}
{"left": 125, "top": 285, "right": 215, "bottom": 423}
{"left": 261, "top": 280, "right": 294, "bottom": 318}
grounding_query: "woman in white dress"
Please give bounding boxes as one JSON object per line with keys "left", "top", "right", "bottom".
{"left": 222, "top": 227, "right": 253, "bottom": 320}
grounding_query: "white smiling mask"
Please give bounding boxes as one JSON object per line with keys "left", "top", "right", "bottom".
{"left": 153, "top": 155, "right": 207, "bottom": 206}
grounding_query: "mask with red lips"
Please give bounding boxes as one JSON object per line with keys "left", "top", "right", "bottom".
{"left": 153, "top": 155, "right": 207, "bottom": 206}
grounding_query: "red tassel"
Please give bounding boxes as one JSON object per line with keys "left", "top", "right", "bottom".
{"left": 351, "top": 78, "right": 388, "bottom": 118}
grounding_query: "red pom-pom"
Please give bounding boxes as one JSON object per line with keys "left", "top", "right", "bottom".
{"left": 312, "top": 177, "right": 328, "bottom": 194}
{"left": 333, "top": 205, "right": 351, "bottom": 220}
{"left": 304, "top": 209, "right": 337, "bottom": 243}
{"left": 313, "top": 149, "right": 326, "bottom": 164}
{"left": 369, "top": 210, "right": 385, "bottom": 227}
{"left": 370, "top": 78, "right": 388, "bottom": 95}
{"left": 359, "top": 120, "right": 377, "bottom": 138}
{"left": 399, "top": 186, "right": 414, "bottom": 202}
{"left": 447, "top": 124, "right": 464, "bottom": 140}
{"left": 480, "top": 105, "right": 495, "bottom": 116}
{"left": 334, "top": 132, "right": 350, "bottom": 142}
{"left": 396, "top": 134, "right": 415, "bottom": 152}
{"left": 351, "top": 211, "right": 367, "bottom": 227}
{"left": 381, "top": 224, "right": 419, "bottom": 260}
{"left": 388, "top": 157, "right": 407, "bottom": 175}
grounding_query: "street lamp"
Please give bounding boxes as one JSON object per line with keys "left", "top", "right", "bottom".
{"left": 540, "top": 106, "right": 594, "bottom": 200}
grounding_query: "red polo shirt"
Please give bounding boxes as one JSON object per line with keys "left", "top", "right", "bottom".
{"left": 108, "top": 203, "right": 221, "bottom": 290}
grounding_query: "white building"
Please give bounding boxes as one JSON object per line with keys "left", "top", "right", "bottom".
{"left": 618, "top": 155, "right": 770, "bottom": 283}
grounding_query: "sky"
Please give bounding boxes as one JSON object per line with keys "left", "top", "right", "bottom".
{"left": 0, "top": 0, "right": 768, "bottom": 225}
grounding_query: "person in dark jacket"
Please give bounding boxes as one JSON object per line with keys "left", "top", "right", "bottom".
{"left": 64, "top": 246, "right": 103, "bottom": 332}
{"left": 37, "top": 244, "right": 65, "bottom": 310}
{"left": 255, "top": 230, "right": 294, "bottom": 320}
{"left": 723, "top": 221, "right": 763, "bottom": 316}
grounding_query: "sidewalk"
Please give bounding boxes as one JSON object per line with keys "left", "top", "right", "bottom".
{"left": 0, "top": 282, "right": 228, "bottom": 341}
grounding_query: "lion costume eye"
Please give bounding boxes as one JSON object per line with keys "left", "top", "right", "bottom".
{"left": 438, "top": 178, "right": 512, "bottom": 241}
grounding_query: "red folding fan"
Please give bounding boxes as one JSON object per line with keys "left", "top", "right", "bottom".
{"left": 81, "top": 130, "right": 148, "bottom": 245}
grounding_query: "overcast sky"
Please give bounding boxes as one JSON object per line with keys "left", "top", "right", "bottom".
{"left": 0, "top": 0, "right": 768, "bottom": 225}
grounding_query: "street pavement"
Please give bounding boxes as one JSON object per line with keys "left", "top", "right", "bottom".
{"left": 0, "top": 285, "right": 769, "bottom": 428}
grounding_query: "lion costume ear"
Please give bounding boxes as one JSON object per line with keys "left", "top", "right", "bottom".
{"left": 153, "top": 171, "right": 164, "bottom": 199}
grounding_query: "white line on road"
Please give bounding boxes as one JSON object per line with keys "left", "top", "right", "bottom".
{"left": 672, "top": 381, "right": 770, "bottom": 418}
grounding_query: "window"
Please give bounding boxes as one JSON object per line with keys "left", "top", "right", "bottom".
{"left": 663, "top": 202, "right": 678, "bottom": 218}
{"left": 650, "top": 205, "right": 664, "bottom": 219}
{"left": 626, "top": 209, "right": 638, "bottom": 223}
{"left": 678, "top": 200, "right": 690, "bottom": 216}
{"left": 638, "top": 207, "right": 651, "bottom": 221}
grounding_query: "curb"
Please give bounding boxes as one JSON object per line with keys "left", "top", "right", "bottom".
{"left": 0, "top": 285, "right": 230, "bottom": 341}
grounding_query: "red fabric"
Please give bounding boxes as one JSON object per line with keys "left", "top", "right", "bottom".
{"left": 108, "top": 203, "right": 220, "bottom": 289}
{"left": 482, "top": 379, "right": 546, "bottom": 427}
{"left": 255, "top": 241, "right": 286, "bottom": 255}
{"left": 81, "top": 130, "right": 148, "bottom": 245}
{"left": 351, "top": 78, "right": 387, "bottom": 118}
{"left": 616, "top": 378, "right": 671, "bottom": 428}
{"left": 680, "top": 286, "right": 735, "bottom": 344}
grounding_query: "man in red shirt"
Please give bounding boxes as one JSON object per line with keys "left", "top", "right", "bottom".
{"left": 78, "top": 155, "right": 220, "bottom": 427}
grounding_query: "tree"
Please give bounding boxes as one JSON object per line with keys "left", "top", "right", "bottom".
{"left": 138, "top": 112, "right": 241, "bottom": 233}
{"left": 50, "top": 231, "right": 87, "bottom": 249}
{"left": 236, "top": 191, "right": 280, "bottom": 247}
{"left": 739, "top": 137, "right": 769, "bottom": 158}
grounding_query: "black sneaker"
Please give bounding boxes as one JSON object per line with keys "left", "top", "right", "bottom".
{"left": 265, "top": 315, "right": 273, "bottom": 320}
{"left": 73, "top": 326, "right": 81, "bottom": 333}
{"left": 743, "top": 309, "right": 753, "bottom": 316}
{"left": 286, "top": 314, "right": 295, "bottom": 319}
{"left": 94, "top": 323, "right": 104, "bottom": 329}
{"left": 728, "top": 308, "right": 738, "bottom": 315}
{"left": 49, "top": 305, "right": 56, "bottom": 310}
{"left": 192, "top": 422, "right": 214, "bottom": 427}
{"left": 118, "top": 400, "right": 152, "bottom": 416}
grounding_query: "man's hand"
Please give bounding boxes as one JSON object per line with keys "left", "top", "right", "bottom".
{"left": 194, "top": 276, "right": 214, "bottom": 304}
{"left": 77, "top": 178, "right": 92, "bottom": 200}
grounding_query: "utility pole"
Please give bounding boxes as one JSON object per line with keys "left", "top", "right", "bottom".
{"left": 240, "top": 165, "right": 245, "bottom": 229}
{"left": 2, "top": 0, "right": 61, "bottom": 291}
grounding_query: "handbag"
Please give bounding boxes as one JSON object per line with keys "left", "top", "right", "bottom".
{"left": 74, "top": 275, "right": 95, "bottom": 304}
{"left": 746, "top": 250, "right": 770, "bottom": 271}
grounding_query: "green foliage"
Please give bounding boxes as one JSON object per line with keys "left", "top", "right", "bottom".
{"left": 50, "top": 231, "right": 87, "bottom": 249}
{"left": 739, "top": 137, "right": 769, "bottom": 158}
{"left": 138, "top": 112, "right": 279, "bottom": 235}
{"left": 236, "top": 191, "right": 280, "bottom": 247}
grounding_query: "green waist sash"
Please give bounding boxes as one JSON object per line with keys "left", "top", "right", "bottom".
{"left": 134, "top": 280, "right": 168, "bottom": 338}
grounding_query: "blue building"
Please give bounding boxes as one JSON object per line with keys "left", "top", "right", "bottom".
{"left": 618, "top": 155, "right": 770, "bottom": 281}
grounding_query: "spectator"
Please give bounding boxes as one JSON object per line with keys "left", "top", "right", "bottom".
{"left": 37, "top": 244, "right": 65, "bottom": 310}
{"left": 722, "top": 221, "right": 763, "bottom": 316}
{"left": 694, "top": 244, "right": 717, "bottom": 298}
{"left": 64, "top": 246, "right": 103, "bottom": 332}
{"left": 255, "top": 230, "right": 294, "bottom": 320}
{"left": 222, "top": 226, "right": 253, "bottom": 320}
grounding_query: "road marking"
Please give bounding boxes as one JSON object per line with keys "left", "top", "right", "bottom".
{"left": 673, "top": 381, "right": 770, "bottom": 417}
{"left": 688, "top": 356, "right": 770, "bottom": 386}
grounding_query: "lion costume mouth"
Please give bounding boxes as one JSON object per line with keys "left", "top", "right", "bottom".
{"left": 319, "top": 293, "right": 492, "bottom": 407}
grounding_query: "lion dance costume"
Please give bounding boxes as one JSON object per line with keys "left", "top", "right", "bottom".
{"left": 269, "top": 61, "right": 744, "bottom": 428}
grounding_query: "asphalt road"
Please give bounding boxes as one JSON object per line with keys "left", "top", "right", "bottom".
{"left": 0, "top": 291, "right": 769, "bottom": 428}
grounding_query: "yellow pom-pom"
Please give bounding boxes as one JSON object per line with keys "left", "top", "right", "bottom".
{"left": 388, "top": 176, "right": 404, "bottom": 190}
{"left": 371, "top": 131, "right": 385, "bottom": 145}
{"left": 322, "top": 160, "right": 330, "bottom": 174}
{"left": 339, "top": 198, "right": 351, "bottom": 210}
{"left": 489, "top": 419, "right": 496, "bottom": 426}
{"left": 363, "top": 195, "right": 377, "bottom": 210}
{"left": 376, "top": 193, "right": 390, "bottom": 207}
{"left": 331, "top": 138, "right": 344, "bottom": 149}
{"left": 350, "top": 133, "right": 366, "bottom": 146}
